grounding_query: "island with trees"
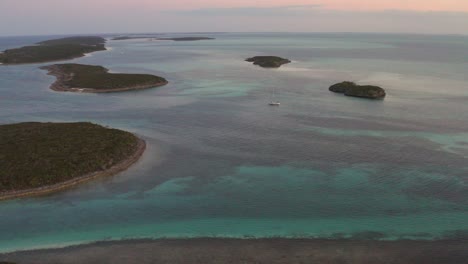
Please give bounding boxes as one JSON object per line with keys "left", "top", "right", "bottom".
{"left": 245, "top": 56, "right": 291, "bottom": 68}
{"left": 41, "top": 63, "right": 168, "bottom": 93}
{"left": 329, "top": 81, "right": 386, "bottom": 99}
{"left": 0, "top": 122, "right": 146, "bottom": 200}
{"left": 0, "top": 36, "right": 106, "bottom": 64}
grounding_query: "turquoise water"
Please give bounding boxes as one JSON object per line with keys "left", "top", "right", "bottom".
{"left": 0, "top": 33, "right": 467, "bottom": 253}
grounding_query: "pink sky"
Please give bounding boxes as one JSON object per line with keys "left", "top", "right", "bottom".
{"left": 1, "top": 0, "right": 467, "bottom": 35}
{"left": 110, "top": 0, "right": 468, "bottom": 12}
{"left": 6, "top": 0, "right": 467, "bottom": 12}
{"left": 3, "top": 0, "right": 468, "bottom": 15}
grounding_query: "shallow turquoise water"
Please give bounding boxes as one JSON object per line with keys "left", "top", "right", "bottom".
{"left": 0, "top": 33, "right": 467, "bottom": 253}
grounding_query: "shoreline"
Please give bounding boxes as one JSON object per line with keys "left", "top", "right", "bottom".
{"left": 41, "top": 65, "right": 168, "bottom": 93}
{"left": 2, "top": 238, "right": 467, "bottom": 264}
{"left": 0, "top": 137, "right": 146, "bottom": 201}
{"left": 0, "top": 48, "right": 108, "bottom": 66}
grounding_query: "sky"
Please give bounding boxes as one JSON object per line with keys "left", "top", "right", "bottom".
{"left": 0, "top": 0, "right": 467, "bottom": 36}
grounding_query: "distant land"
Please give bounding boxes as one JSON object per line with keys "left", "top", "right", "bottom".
{"left": 156, "top": 37, "right": 215, "bottom": 41}
{"left": 0, "top": 122, "right": 145, "bottom": 201}
{"left": 112, "top": 36, "right": 215, "bottom": 41}
{"left": 111, "top": 35, "right": 160, "bottom": 40}
{"left": 0, "top": 36, "right": 106, "bottom": 64}
{"left": 246, "top": 56, "right": 291, "bottom": 68}
{"left": 329, "top": 81, "right": 386, "bottom": 99}
{"left": 41, "top": 63, "right": 168, "bottom": 93}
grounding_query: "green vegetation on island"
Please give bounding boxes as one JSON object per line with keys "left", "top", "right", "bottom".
{"left": 329, "top": 81, "right": 386, "bottom": 99}
{"left": 41, "top": 63, "right": 168, "bottom": 93}
{"left": 0, "top": 36, "right": 106, "bottom": 64}
{"left": 36, "top": 36, "right": 105, "bottom": 46}
{"left": 246, "top": 56, "right": 291, "bottom": 68}
{"left": 0, "top": 122, "right": 145, "bottom": 199}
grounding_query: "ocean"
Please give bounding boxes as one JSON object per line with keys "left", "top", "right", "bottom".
{"left": 0, "top": 32, "right": 467, "bottom": 252}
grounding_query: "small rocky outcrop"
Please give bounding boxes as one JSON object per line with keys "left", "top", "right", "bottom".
{"left": 245, "top": 56, "right": 291, "bottom": 68}
{"left": 329, "top": 81, "right": 386, "bottom": 99}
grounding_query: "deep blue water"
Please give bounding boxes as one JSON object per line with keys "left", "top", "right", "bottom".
{"left": 0, "top": 33, "right": 467, "bottom": 252}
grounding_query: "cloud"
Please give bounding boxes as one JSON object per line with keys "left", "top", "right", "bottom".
{"left": 171, "top": 5, "right": 468, "bottom": 17}
{"left": 168, "top": 5, "right": 323, "bottom": 16}
{"left": 162, "top": 5, "right": 468, "bottom": 35}
{"left": 0, "top": 3, "right": 467, "bottom": 35}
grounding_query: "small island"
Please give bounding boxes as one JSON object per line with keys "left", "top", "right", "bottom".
{"left": 329, "top": 81, "right": 386, "bottom": 99}
{"left": 41, "top": 63, "right": 168, "bottom": 93}
{"left": 0, "top": 122, "right": 145, "bottom": 200}
{"left": 245, "top": 56, "right": 291, "bottom": 68}
{"left": 0, "top": 36, "right": 106, "bottom": 64}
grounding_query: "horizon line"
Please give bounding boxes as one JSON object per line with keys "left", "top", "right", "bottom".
{"left": 1, "top": 31, "right": 467, "bottom": 38}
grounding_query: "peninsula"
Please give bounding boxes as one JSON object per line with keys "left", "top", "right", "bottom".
{"left": 0, "top": 122, "right": 146, "bottom": 200}
{"left": 329, "top": 81, "right": 386, "bottom": 99}
{"left": 246, "top": 56, "right": 291, "bottom": 68}
{"left": 41, "top": 63, "right": 168, "bottom": 93}
{"left": 0, "top": 36, "right": 106, "bottom": 64}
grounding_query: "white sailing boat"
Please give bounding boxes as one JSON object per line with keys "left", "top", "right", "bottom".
{"left": 268, "top": 86, "right": 280, "bottom": 106}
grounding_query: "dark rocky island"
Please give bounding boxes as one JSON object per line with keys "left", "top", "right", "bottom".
{"left": 0, "top": 122, "right": 145, "bottom": 200}
{"left": 329, "top": 81, "right": 386, "bottom": 99}
{"left": 246, "top": 56, "right": 291, "bottom": 68}
{"left": 0, "top": 36, "right": 106, "bottom": 64}
{"left": 41, "top": 63, "right": 168, "bottom": 93}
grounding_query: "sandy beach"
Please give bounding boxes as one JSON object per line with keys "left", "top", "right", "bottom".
{"left": 1, "top": 238, "right": 467, "bottom": 264}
